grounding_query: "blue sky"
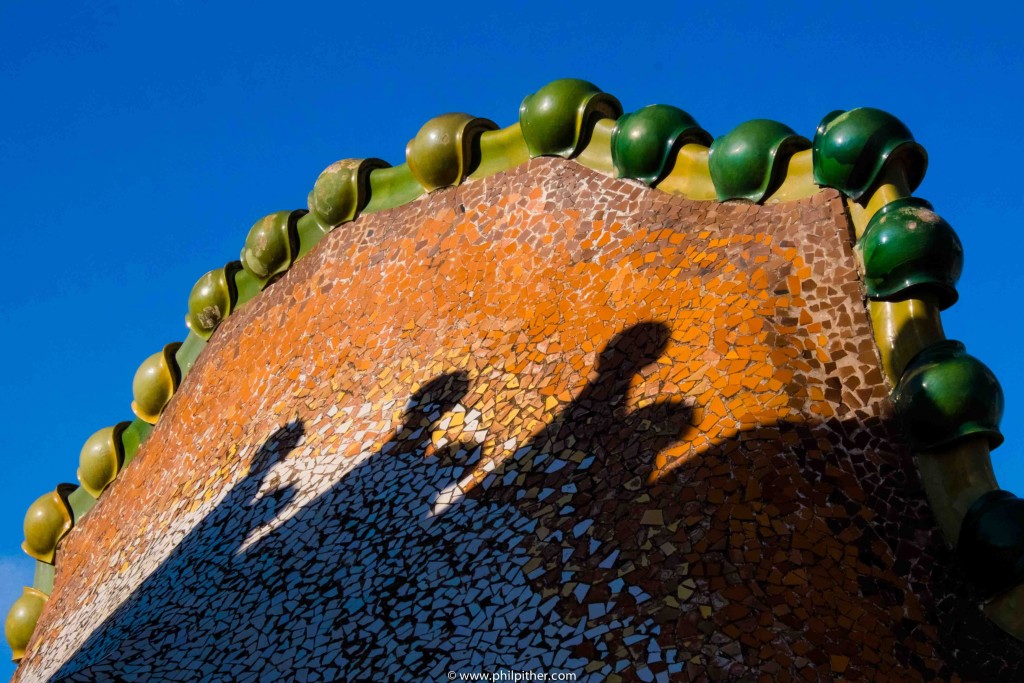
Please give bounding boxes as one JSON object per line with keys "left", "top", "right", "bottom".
{"left": 1, "top": 1, "right": 1022, "bottom": 676}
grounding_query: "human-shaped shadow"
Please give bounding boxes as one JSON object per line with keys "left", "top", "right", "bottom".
{"left": 50, "top": 326, "right": 694, "bottom": 682}
{"left": 457, "top": 320, "right": 688, "bottom": 508}
{"left": 50, "top": 374, "right": 488, "bottom": 681}
{"left": 50, "top": 421, "right": 305, "bottom": 681}
{"left": 46, "top": 316, "right": 1024, "bottom": 682}
{"left": 240, "top": 369, "right": 595, "bottom": 679}
{"left": 304, "top": 323, "right": 695, "bottom": 680}
{"left": 418, "top": 322, "right": 696, "bottom": 673}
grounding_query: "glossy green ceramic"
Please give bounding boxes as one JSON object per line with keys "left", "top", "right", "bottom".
{"left": 812, "top": 107, "right": 927, "bottom": 200}
{"left": 21, "top": 485, "right": 76, "bottom": 564}
{"left": 77, "top": 423, "right": 129, "bottom": 498}
{"left": 611, "top": 105, "right": 711, "bottom": 186}
{"left": 857, "top": 197, "right": 963, "bottom": 309}
{"left": 406, "top": 114, "right": 498, "bottom": 191}
{"left": 66, "top": 486, "right": 96, "bottom": 522}
{"left": 32, "top": 561, "right": 54, "bottom": 596}
{"left": 5, "top": 587, "right": 47, "bottom": 661}
{"left": 959, "top": 490, "right": 1024, "bottom": 598}
{"left": 708, "top": 119, "right": 810, "bottom": 203}
{"left": 362, "top": 164, "right": 426, "bottom": 214}
{"left": 892, "top": 340, "right": 1003, "bottom": 451}
{"left": 308, "top": 157, "right": 390, "bottom": 230}
{"left": 519, "top": 78, "right": 622, "bottom": 158}
{"left": 131, "top": 343, "right": 182, "bottom": 424}
{"left": 120, "top": 418, "right": 153, "bottom": 467}
{"left": 240, "top": 210, "right": 306, "bottom": 281}
{"left": 186, "top": 262, "right": 242, "bottom": 340}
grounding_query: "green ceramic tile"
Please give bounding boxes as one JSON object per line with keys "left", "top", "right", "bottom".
{"left": 296, "top": 211, "right": 328, "bottom": 260}
{"left": 32, "top": 561, "right": 54, "bottom": 596}
{"left": 121, "top": 418, "right": 154, "bottom": 467}
{"left": 175, "top": 332, "right": 208, "bottom": 379}
{"left": 469, "top": 125, "right": 531, "bottom": 180}
{"left": 67, "top": 486, "right": 97, "bottom": 524}
{"left": 363, "top": 164, "right": 426, "bottom": 214}
{"left": 233, "top": 268, "right": 264, "bottom": 308}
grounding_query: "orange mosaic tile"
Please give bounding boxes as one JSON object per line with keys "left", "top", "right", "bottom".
{"left": 13, "top": 158, "right": 1024, "bottom": 681}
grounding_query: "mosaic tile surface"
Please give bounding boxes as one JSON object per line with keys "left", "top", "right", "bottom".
{"left": 14, "top": 159, "right": 1024, "bottom": 681}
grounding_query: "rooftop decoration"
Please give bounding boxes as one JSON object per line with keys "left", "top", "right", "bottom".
{"left": 610, "top": 104, "right": 711, "bottom": 185}
{"left": 76, "top": 423, "right": 129, "bottom": 499}
{"left": 20, "top": 486, "right": 75, "bottom": 565}
{"left": 519, "top": 78, "right": 621, "bottom": 158}
{"left": 130, "top": 342, "right": 182, "bottom": 425}
{"left": 812, "top": 107, "right": 927, "bottom": 200}
{"left": 7, "top": 77, "right": 1023, "bottom": 665}
{"left": 308, "top": 158, "right": 388, "bottom": 231}
{"left": 185, "top": 263, "right": 242, "bottom": 340}
{"left": 406, "top": 113, "right": 498, "bottom": 191}
{"left": 893, "top": 340, "right": 1004, "bottom": 451}
{"left": 708, "top": 119, "right": 809, "bottom": 202}
{"left": 856, "top": 197, "right": 963, "bottom": 309}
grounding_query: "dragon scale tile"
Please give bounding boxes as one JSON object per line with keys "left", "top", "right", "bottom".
{"left": 14, "top": 159, "right": 1024, "bottom": 682}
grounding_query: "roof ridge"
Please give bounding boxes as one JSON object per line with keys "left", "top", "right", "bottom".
{"left": 7, "top": 78, "right": 1023, "bottom": 665}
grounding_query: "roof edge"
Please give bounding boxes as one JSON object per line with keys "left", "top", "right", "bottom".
{"left": 7, "top": 77, "right": 1022, "bottom": 665}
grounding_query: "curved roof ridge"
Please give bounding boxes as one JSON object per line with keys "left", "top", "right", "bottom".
{"left": 6, "top": 77, "right": 1023, "bottom": 664}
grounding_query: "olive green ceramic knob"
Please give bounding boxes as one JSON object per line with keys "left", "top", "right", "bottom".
{"left": 5, "top": 587, "right": 47, "bottom": 662}
{"left": 519, "top": 78, "right": 622, "bottom": 158}
{"left": 406, "top": 114, "right": 498, "bottom": 192}
{"left": 77, "top": 423, "right": 130, "bottom": 498}
{"left": 185, "top": 262, "right": 242, "bottom": 340}
{"left": 958, "top": 490, "right": 1024, "bottom": 598}
{"left": 308, "top": 157, "right": 390, "bottom": 230}
{"left": 812, "top": 108, "right": 928, "bottom": 201}
{"left": 239, "top": 210, "right": 306, "bottom": 281}
{"left": 611, "top": 105, "right": 712, "bottom": 186}
{"left": 892, "top": 340, "right": 1004, "bottom": 451}
{"left": 22, "top": 485, "right": 76, "bottom": 564}
{"left": 708, "top": 120, "right": 810, "bottom": 203}
{"left": 131, "top": 342, "right": 183, "bottom": 424}
{"left": 857, "top": 197, "right": 963, "bottom": 309}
